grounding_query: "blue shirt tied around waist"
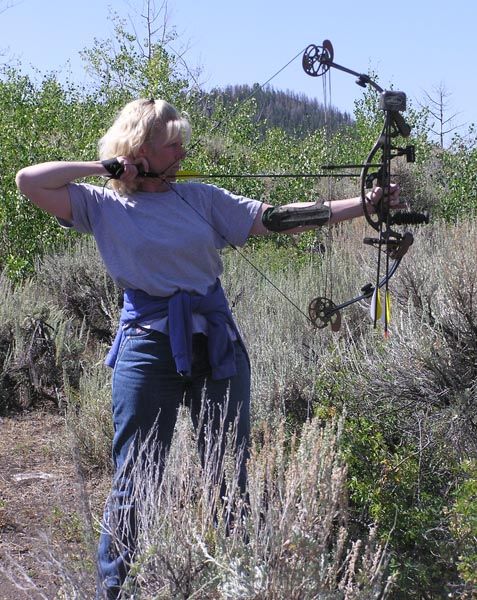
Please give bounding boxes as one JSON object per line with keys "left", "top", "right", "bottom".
{"left": 105, "top": 279, "right": 248, "bottom": 380}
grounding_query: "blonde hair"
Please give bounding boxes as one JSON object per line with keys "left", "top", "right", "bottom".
{"left": 99, "top": 98, "right": 191, "bottom": 194}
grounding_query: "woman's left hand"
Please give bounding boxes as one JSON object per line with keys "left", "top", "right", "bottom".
{"left": 367, "top": 183, "right": 407, "bottom": 212}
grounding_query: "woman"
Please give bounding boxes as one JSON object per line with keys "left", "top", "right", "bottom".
{"left": 16, "top": 98, "right": 400, "bottom": 599}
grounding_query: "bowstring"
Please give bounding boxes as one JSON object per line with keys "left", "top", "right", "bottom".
{"left": 100, "top": 170, "right": 314, "bottom": 325}
{"left": 164, "top": 179, "right": 315, "bottom": 324}
{"left": 321, "top": 64, "right": 335, "bottom": 305}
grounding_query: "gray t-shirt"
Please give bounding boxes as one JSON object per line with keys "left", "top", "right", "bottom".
{"left": 63, "top": 181, "right": 262, "bottom": 297}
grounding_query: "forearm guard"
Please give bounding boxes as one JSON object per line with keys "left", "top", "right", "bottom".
{"left": 262, "top": 203, "right": 330, "bottom": 232}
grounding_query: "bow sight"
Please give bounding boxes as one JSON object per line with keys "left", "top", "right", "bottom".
{"left": 302, "top": 40, "right": 429, "bottom": 332}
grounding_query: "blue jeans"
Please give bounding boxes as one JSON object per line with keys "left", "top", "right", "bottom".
{"left": 96, "top": 328, "right": 250, "bottom": 598}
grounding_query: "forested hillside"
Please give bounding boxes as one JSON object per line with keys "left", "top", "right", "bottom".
{"left": 1, "top": 3, "right": 477, "bottom": 599}
{"left": 205, "top": 84, "right": 353, "bottom": 137}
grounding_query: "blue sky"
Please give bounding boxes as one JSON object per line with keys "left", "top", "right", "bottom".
{"left": 2, "top": 0, "right": 476, "bottom": 140}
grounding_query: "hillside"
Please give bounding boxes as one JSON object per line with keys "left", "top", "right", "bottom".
{"left": 204, "top": 84, "right": 353, "bottom": 137}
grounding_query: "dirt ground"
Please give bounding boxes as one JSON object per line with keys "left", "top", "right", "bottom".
{"left": 0, "top": 410, "right": 109, "bottom": 599}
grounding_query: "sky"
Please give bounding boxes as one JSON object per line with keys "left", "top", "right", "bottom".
{"left": 1, "top": 0, "right": 476, "bottom": 140}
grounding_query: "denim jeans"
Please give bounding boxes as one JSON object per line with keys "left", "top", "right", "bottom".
{"left": 96, "top": 327, "right": 250, "bottom": 599}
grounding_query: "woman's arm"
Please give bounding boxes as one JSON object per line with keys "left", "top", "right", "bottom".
{"left": 249, "top": 185, "right": 402, "bottom": 237}
{"left": 15, "top": 161, "right": 110, "bottom": 221}
{"left": 15, "top": 157, "right": 141, "bottom": 221}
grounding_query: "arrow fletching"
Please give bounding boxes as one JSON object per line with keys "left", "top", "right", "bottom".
{"left": 370, "top": 287, "right": 382, "bottom": 322}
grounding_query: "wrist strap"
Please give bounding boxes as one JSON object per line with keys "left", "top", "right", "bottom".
{"left": 101, "top": 158, "right": 124, "bottom": 179}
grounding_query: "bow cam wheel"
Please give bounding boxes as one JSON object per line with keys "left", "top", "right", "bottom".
{"left": 308, "top": 296, "right": 341, "bottom": 331}
{"left": 302, "top": 40, "right": 334, "bottom": 77}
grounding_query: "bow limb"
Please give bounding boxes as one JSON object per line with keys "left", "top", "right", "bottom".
{"left": 303, "top": 40, "right": 431, "bottom": 332}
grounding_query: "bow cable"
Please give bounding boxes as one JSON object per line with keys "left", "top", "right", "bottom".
{"left": 321, "top": 55, "right": 335, "bottom": 321}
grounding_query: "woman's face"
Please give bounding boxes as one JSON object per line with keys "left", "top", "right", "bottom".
{"left": 137, "top": 126, "right": 187, "bottom": 191}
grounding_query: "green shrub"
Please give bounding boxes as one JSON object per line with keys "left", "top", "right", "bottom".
{"left": 450, "top": 459, "right": 477, "bottom": 592}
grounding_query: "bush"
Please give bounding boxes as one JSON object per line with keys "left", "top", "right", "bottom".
{"left": 96, "top": 412, "right": 394, "bottom": 599}
{"left": 0, "top": 272, "right": 85, "bottom": 413}
{"left": 450, "top": 459, "right": 477, "bottom": 594}
{"left": 3, "top": 220, "right": 477, "bottom": 597}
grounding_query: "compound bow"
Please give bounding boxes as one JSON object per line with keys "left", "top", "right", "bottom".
{"left": 302, "top": 40, "right": 429, "bottom": 333}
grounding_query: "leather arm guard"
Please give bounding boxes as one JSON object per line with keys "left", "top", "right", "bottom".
{"left": 262, "top": 203, "right": 330, "bottom": 232}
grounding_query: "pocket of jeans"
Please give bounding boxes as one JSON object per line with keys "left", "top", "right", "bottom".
{"left": 124, "top": 325, "right": 154, "bottom": 338}
{"left": 113, "top": 326, "right": 153, "bottom": 366}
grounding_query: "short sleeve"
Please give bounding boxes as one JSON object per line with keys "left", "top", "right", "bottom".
{"left": 209, "top": 186, "right": 262, "bottom": 248}
{"left": 57, "top": 183, "right": 106, "bottom": 233}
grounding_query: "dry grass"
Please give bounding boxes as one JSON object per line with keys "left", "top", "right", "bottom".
{"left": 0, "top": 412, "right": 100, "bottom": 600}
{"left": 92, "top": 409, "right": 394, "bottom": 599}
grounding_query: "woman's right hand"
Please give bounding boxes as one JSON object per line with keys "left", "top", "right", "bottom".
{"left": 115, "top": 156, "right": 149, "bottom": 181}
